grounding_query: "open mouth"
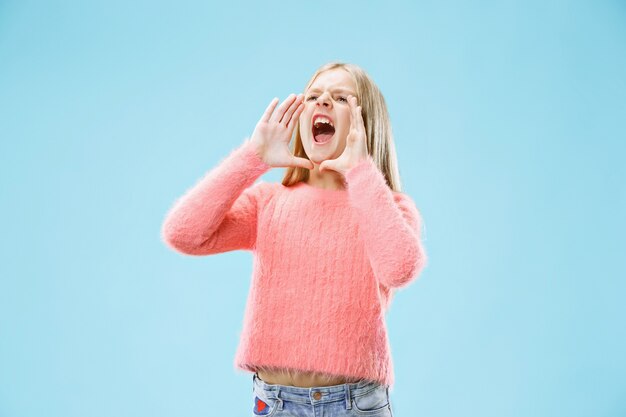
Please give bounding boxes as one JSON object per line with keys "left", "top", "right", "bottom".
{"left": 312, "top": 119, "right": 335, "bottom": 144}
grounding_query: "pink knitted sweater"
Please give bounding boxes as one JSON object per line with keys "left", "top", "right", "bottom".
{"left": 160, "top": 138, "right": 428, "bottom": 388}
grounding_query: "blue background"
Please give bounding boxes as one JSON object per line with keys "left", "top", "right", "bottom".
{"left": 1, "top": 1, "right": 625, "bottom": 416}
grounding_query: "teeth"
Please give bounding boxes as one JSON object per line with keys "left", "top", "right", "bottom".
{"left": 314, "top": 116, "right": 334, "bottom": 127}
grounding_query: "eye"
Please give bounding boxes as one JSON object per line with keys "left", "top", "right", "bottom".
{"left": 306, "top": 95, "right": 348, "bottom": 102}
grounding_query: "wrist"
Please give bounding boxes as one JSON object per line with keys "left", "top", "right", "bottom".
{"left": 248, "top": 138, "right": 269, "bottom": 166}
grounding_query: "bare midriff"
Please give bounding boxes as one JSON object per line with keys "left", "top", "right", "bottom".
{"left": 256, "top": 368, "right": 362, "bottom": 388}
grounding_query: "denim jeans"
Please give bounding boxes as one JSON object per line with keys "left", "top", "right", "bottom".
{"left": 252, "top": 372, "right": 394, "bottom": 417}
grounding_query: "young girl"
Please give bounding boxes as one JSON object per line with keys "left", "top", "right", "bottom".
{"left": 161, "top": 62, "right": 428, "bottom": 417}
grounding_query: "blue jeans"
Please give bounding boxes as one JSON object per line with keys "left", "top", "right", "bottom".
{"left": 252, "top": 372, "right": 394, "bottom": 417}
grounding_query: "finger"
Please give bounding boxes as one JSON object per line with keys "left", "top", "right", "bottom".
{"left": 294, "top": 156, "right": 314, "bottom": 170}
{"left": 281, "top": 93, "right": 303, "bottom": 126}
{"left": 286, "top": 100, "right": 305, "bottom": 132}
{"left": 350, "top": 97, "right": 363, "bottom": 133}
{"left": 261, "top": 97, "right": 279, "bottom": 122}
{"left": 349, "top": 95, "right": 357, "bottom": 109}
{"left": 320, "top": 160, "right": 333, "bottom": 172}
{"left": 350, "top": 96, "right": 359, "bottom": 119}
{"left": 286, "top": 103, "right": 304, "bottom": 134}
{"left": 352, "top": 96, "right": 361, "bottom": 117}
{"left": 270, "top": 93, "right": 297, "bottom": 123}
{"left": 356, "top": 105, "right": 365, "bottom": 134}
{"left": 348, "top": 98, "right": 355, "bottom": 130}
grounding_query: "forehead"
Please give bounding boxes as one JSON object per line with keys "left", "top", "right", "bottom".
{"left": 308, "top": 68, "right": 356, "bottom": 92}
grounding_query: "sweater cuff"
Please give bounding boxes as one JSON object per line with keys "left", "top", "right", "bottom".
{"left": 238, "top": 137, "right": 272, "bottom": 175}
{"left": 344, "top": 155, "right": 382, "bottom": 188}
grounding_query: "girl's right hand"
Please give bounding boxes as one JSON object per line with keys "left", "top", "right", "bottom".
{"left": 250, "top": 94, "right": 314, "bottom": 170}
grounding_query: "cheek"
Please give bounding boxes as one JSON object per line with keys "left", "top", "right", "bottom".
{"left": 300, "top": 111, "right": 314, "bottom": 134}
{"left": 339, "top": 114, "right": 351, "bottom": 130}
{"left": 299, "top": 109, "right": 309, "bottom": 125}
{"left": 299, "top": 120, "right": 310, "bottom": 137}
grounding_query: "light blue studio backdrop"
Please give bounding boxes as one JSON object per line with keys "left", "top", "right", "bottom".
{"left": 0, "top": 1, "right": 624, "bottom": 416}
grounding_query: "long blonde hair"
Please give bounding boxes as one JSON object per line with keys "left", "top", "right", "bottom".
{"left": 281, "top": 62, "right": 403, "bottom": 192}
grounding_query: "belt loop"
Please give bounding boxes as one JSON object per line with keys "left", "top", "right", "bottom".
{"left": 276, "top": 386, "right": 284, "bottom": 411}
{"left": 345, "top": 383, "right": 352, "bottom": 410}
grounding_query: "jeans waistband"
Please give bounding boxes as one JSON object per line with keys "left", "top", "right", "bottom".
{"left": 252, "top": 372, "right": 386, "bottom": 406}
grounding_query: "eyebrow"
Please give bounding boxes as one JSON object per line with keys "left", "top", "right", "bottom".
{"left": 307, "top": 87, "right": 356, "bottom": 95}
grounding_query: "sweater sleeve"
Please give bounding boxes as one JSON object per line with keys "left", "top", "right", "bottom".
{"left": 160, "top": 138, "right": 272, "bottom": 255}
{"left": 344, "top": 155, "right": 428, "bottom": 289}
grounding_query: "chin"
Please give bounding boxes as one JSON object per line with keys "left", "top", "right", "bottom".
{"left": 307, "top": 143, "right": 336, "bottom": 158}
{"left": 304, "top": 149, "right": 326, "bottom": 163}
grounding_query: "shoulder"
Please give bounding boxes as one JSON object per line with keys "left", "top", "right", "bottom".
{"left": 391, "top": 190, "right": 415, "bottom": 206}
{"left": 245, "top": 180, "right": 281, "bottom": 205}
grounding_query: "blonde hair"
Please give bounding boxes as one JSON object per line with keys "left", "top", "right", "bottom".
{"left": 281, "top": 62, "right": 403, "bottom": 192}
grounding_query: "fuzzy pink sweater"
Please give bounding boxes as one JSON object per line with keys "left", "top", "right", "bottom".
{"left": 160, "top": 138, "right": 428, "bottom": 388}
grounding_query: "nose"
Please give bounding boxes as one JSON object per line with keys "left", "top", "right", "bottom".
{"left": 316, "top": 92, "right": 332, "bottom": 108}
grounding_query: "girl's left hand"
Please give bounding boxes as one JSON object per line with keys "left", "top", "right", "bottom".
{"left": 319, "top": 95, "right": 369, "bottom": 177}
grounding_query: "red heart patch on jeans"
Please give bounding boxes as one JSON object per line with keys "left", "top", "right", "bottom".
{"left": 253, "top": 396, "right": 271, "bottom": 415}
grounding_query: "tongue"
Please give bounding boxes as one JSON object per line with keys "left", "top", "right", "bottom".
{"left": 314, "top": 132, "right": 334, "bottom": 143}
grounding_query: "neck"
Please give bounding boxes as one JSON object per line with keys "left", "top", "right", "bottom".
{"left": 306, "top": 164, "right": 347, "bottom": 190}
